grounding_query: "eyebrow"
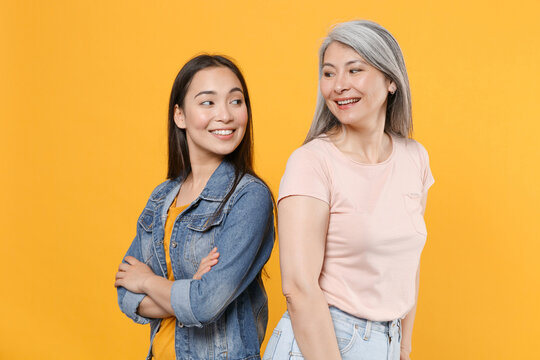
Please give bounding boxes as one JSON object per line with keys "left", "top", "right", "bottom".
{"left": 194, "top": 87, "right": 244, "bottom": 99}
{"left": 322, "top": 59, "right": 367, "bottom": 68}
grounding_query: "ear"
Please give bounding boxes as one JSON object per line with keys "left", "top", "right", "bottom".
{"left": 388, "top": 81, "right": 397, "bottom": 95}
{"left": 173, "top": 104, "right": 186, "bottom": 129}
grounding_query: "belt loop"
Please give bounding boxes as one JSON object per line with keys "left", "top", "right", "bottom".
{"left": 389, "top": 319, "right": 399, "bottom": 342}
{"left": 363, "top": 320, "right": 372, "bottom": 341}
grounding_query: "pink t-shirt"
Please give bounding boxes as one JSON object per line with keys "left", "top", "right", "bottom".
{"left": 278, "top": 135, "right": 434, "bottom": 321}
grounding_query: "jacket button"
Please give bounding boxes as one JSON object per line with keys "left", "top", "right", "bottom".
{"left": 171, "top": 242, "right": 177, "bottom": 248}
{"left": 178, "top": 322, "right": 184, "bottom": 328}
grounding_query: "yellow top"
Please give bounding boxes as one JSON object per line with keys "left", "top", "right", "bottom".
{"left": 152, "top": 200, "right": 189, "bottom": 360}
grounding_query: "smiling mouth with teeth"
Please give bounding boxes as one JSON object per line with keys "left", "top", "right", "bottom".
{"left": 211, "top": 129, "right": 234, "bottom": 136}
{"left": 336, "top": 98, "right": 360, "bottom": 105}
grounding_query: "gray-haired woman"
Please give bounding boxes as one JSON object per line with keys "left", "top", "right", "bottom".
{"left": 263, "top": 20, "right": 434, "bottom": 360}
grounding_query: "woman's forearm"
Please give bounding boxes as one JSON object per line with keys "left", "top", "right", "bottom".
{"left": 403, "top": 194, "right": 426, "bottom": 357}
{"left": 402, "top": 267, "right": 421, "bottom": 357}
{"left": 137, "top": 295, "right": 174, "bottom": 318}
{"left": 400, "top": 303, "right": 416, "bottom": 357}
{"left": 142, "top": 275, "right": 175, "bottom": 315}
{"left": 286, "top": 286, "right": 341, "bottom": 360}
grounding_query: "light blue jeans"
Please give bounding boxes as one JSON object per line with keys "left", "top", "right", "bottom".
{"left": 263, "top": 307, "right": 401, "bottom": 360}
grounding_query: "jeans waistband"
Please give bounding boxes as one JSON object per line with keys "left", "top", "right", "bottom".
{"left": 283, "top": 307, "right": 400, "bottom": 335}
{"left": 328, "top": 306, "right": 400, "bottom": 334}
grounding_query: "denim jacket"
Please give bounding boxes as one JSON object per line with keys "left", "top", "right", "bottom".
{"left": 117, "top": 161, "right": 275, "bottom": 360}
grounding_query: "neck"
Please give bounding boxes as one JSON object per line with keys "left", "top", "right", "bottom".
{"left": 188, "top": 153, "right": 223, "bottom": 188}
{"left": 331, "top": 113, "right": 391, "bottom": 164}
{"left": 175, "top": 152, "right": 224, "bottom": 206}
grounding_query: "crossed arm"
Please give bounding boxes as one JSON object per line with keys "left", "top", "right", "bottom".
{"left": 114, "top": 248, "right": 220, "bottom": 318}
{"left": 116, "top": 182, "right": 274, "bottom": 325}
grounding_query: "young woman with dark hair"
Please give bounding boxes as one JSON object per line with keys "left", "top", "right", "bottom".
{"left": 115, "top": 55, "right": 275, "bottom": 360}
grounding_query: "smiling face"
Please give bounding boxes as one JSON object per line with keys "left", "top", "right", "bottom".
{"left": 320, "top": 41, "right": 396, "bottom": 130}
{"left": 174, "top": 66, "right": 248, "bottom": 164}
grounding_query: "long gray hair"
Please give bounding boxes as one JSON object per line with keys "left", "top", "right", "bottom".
{"left": 305, "top": 20, "right": 412, "bottom": 144}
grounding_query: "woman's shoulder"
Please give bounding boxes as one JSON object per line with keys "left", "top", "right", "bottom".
{"left": 394, "top": 136, "right": 432, "bottom": 173}
{"left": 219, "top": 174, "right": 274, "bottom": 218}
{"left": 286, "top": 137, "right": 334, "bottom": 165}
{"left": 395, "top": 136, "right": 430, "bottom": 158}
{"left": 278, "top": 138, "right": 333, "bottom": 204}
{"left": 147, "top": 178, "right": 179, "bottom": 201}
{"left": 279, "top": 138, "right": 335, "bottom": 184}
{"left": 301, "top": 136, "right": 334, "bottom": 154}
{"left": 233, "top": 173, "right": 273, "bottom": 201}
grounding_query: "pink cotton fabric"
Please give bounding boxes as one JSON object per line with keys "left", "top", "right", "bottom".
{"left": 278, "top": 135, "right": 434, "bottom": 321}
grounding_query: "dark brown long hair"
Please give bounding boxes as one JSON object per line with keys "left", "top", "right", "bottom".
{"left": 167, "top": 54, "right": 273, "bottom": 221}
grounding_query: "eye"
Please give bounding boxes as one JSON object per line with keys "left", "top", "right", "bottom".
{"left": 200, "top": 100, "right": 214, "bottom": 106}
{"left": 323, "top": 71, "right": 335, "bottom": 78}
{"left": 230, "top": 99, "right": 243, "bottom": 105}
{"left": 350, "top": 68, "right": 362, "bottom": 74}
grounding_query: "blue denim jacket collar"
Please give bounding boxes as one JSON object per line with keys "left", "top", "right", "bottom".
{"left": 153, "top": 160, "right": 236, "bottom": 225}
{"left": 198, "top": 160, "right": 236, "bottom": 202}
{"left": 154, "top": 160, "right": 236, "bottom": 202}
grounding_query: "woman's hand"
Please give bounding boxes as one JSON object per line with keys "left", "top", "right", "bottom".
{"left": 193, "top": 247, "right": 219, "bottom": 280}
{"left": 115, "top": 256, "right": 157, "bottom": 293}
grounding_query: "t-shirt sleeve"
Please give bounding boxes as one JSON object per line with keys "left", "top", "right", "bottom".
{"left": 418, "top": 143, "right": 435, "bottom": 193}
{"left": 278, "top": 146, "right": 331, "bottom": 205}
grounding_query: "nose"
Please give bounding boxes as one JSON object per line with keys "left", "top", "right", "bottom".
{"left": 216, "top": 102, "right": 233, "bottom": 123}
{"left": 334, "top": 72, "right": 350, "bottom": 94}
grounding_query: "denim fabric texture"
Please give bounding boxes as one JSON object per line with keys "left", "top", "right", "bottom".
{"left": 263, "top": 307, "right": 401, "bottom": 360}
{"left": 117, "top": 161, "right": 275, "bottom": 360}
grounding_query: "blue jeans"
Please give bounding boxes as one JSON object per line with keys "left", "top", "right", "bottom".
{"left": 263, "top": 307, "right": 401, "bottom": 360}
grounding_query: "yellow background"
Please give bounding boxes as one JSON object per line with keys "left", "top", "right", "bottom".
{"left": 2, "top": 0, "right": 539, "bottom": 359}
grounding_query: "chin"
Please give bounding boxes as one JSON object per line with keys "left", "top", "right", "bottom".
{"left": 214, "top": 145, "right": 240, "bottom": 157}
{"left": 334, "top": 115, "right": 359, "bottom": 126}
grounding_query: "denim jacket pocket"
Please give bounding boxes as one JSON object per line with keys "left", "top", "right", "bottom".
{"left": 137, "top": 207, "right": 156, "bottom": 264}
{"left": 138, "top": 207, "right": 155, "bottom": 232}
{"left": 186, "top": 211, "right": 226, "bottom": 232}
{"left": 184, "top": 212, "right": 226, "bottom": 270}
